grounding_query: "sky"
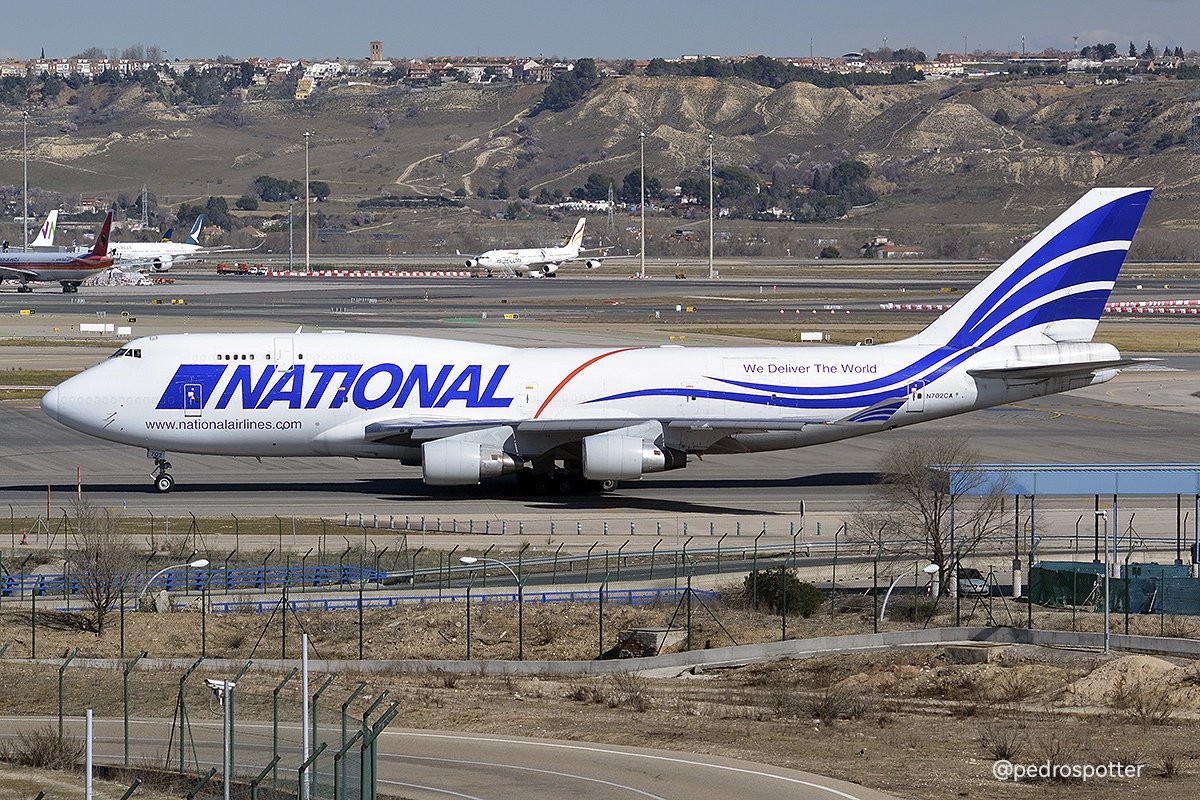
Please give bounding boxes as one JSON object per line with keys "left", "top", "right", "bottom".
{"left": 1, "top": 0, "right": 1195, "bottom": 62}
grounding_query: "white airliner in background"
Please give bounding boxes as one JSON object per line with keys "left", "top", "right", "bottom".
{"left": 458, "top": 217, "right": 620, "bottom": 277}
{"left": 29, "top": 210, "right": 59, "bottom": 249}
{"left": 43, "top": 189, "right": 1151, "bottom": 494}
{"left": 103, "top": 215, "right": 262, "bottom": 273}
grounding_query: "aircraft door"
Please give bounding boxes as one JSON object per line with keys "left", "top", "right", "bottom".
{"left": 273, "top": 337, "right": 294, "bottom": 365}
{"left": 183, "top": 383, "right": 203, "bottom": 417}
{"left": 907, "top": 381, "right": 926, "bottom": 412}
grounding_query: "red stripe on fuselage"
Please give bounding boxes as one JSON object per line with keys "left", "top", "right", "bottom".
{"left": 533, "top": 347, "right": 639, "bottom": 418}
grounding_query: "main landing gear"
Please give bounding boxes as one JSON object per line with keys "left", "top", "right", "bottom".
{"left": 150, "top": 454, "right": 175, "bottom": 493}
{"left": 514, "top": 467, "right": 617, "bottom": 495}
{"left": 60, "top": 282, "right": 80, "bottom": 293}
{"left": 16, "top": 284, "right": 32, "bottom": 293}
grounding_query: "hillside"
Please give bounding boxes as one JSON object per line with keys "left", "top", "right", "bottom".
{"left": 1, "top": 74, "right": 1199, "bottom": 258}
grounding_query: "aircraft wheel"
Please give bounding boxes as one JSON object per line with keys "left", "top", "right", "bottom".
{"left": 599, "top": 479, "right": 618, "bottom": 493}
{"left": 154, "top": 473, "right": 175, "bottom": 493}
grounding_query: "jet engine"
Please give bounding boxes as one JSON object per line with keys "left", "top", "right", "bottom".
{"left": 464, "top": 258, "right": 479, "bottom": 268}
{"left": 542, "top": 263, "right": 560, "bottom": 276}
{"left": 584, "top": 259, "right": 602, "bottom": 269}
{"left": 151, "top": 256, "right": 173, "bottom": 273}
{"left": 581, "top": 431, "right": 686, "bottom": 481}
{"left": 421, "top": 438, "right": 518, "bottom": 485}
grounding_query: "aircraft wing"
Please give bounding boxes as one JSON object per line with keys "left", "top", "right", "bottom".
{"left": 0, "top": 265, "right": 40, "bottom": 280}
{"left": 363, "top": 415, "right": 828, "bottom": 452}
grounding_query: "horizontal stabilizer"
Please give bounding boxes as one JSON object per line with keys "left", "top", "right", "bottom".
{"left": 967, "top": 357, "right": 1153, "bottom": 380}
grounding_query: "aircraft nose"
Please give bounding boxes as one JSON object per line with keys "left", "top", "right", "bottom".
{"left": 40, "top": 386, "right": 60, "bottom": 421}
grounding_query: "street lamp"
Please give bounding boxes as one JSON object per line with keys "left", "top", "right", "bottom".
{"left": 707, "top": 133, "right": 715, "bottom": 279}
{"left": 1097, "top": 510, "right": 1110, "bottom": 654}
{"left": 459, "top": 556, "right": 523, "bottom": 659}
{"left": 137, "top": 557, "right": 210, "bottom": 606}
{"left": 303, "top": 130, "right": 314, "bottom": 273}
{"left": 879, "top": 562, "right": 938, "bottom": 622}
{"left": 638, "top": 130, "right": 646, "bottom": 279}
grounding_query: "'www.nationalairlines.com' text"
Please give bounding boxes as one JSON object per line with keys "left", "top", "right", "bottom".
{"left": 146, "top": 419, "right": 302, "bottom": 431}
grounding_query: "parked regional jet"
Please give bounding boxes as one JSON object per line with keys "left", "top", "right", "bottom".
{"left": 43, "top": 189, "right": 1151, "bottom": 494}
{"left": 458, "top": 217, "right": 617, "bottom": 277}
{"left": 0, "top": 212, "right": 113, "bottom": 292}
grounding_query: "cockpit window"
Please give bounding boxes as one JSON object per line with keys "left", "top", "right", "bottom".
{"left": 108, "top": 347, "right": 141, "bottom": 359}
{"left": 109, "top": 348, "right": 128, "bottom": 359}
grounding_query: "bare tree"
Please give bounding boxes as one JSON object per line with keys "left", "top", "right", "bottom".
{"left": 855, "top": 434, "right": 1010, "bottom": 593}
{"left": 67, "top": 499, "right": 140, "bottom": 634}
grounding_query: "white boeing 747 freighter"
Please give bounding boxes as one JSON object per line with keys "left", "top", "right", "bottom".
{"left": 42, "top": 189, "right": 1152, "bottom": 494}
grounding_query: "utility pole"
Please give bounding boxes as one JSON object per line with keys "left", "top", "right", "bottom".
{"left": 638, "top": 130, "right": 646, "bottom": 278}
{"left": 22, "top": 109, "right": 29, "bottom": 252}
{"left": 303, "top": 129, "right": 314, "bottom": 273}
{"left": 707, "top": 133, "right": 715, "bottom": 279}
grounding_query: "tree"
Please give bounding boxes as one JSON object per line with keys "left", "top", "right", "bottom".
{"left": 494, "top": 180, "right": 510, "bottom": 200}
{"left": 1142, "top": 41, "right": 1155, "bottom": 60}
{"left": 1129, "top": 41, "right": 1138, "bottom": 58}
{"left": 309, "top": 181, "right": 331, "bottom": 202}
{"left": 621, "top": 169, "right": 660, "bottom": 204}
{"left": 818, "top": 245, "right": 840, "bottom": 258}
{"left": 204, "top": 195, "right": 230, "bottom": 229}
{"left": 235, "top": 194, "right": 259, "bottom": 211}
{"left": 66, "top": 499, "right": 139, "bottom": 635}
{"left": 853, "top": 435, "right": 1010, "bottom": 594}
{"left": 582, "top": 172, "right": 616, "bottom": 201}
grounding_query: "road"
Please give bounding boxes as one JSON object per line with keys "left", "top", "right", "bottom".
{"left": 0, "top": 716, "right": 900, "bottom": 800}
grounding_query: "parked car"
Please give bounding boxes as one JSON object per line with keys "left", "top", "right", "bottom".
{"left": 957, "top": 567, "right": 991, "bottom": 597}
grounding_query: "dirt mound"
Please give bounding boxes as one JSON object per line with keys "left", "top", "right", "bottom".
{"left": 1063, "top": 654, "right": 1178, "bottom": 705}
{"left": 759, "top": 83, "right": 874, "bottom": 137}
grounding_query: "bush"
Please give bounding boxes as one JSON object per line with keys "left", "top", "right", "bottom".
{"left": 235, "top": 195, "right": 259, "bottom": 211}
{"left": 0, "top": 726, "right": 83, "bottom": 770}
{"left": 745, "top": 569, "right": 826, "bottom": 617}
{"left": 992, "top": 108, "right": 1011, "bottom": 125}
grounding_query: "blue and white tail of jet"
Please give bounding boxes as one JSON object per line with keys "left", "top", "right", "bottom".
{"left": 907, "top": 187, "right": 1152, "bottom": 349}
{"left": 184, "top": 215, "right": 205, "bottom": 246}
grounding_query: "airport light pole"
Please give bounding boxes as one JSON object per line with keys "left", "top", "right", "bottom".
{"left": 136, "top": 558, "right": 209, "bottom": 606}
{"left": 288, "top": 200, "right": 295, "bottom": 271}
{"left": 638, "top": 130, "right": 646, "bottom": 279}
{"left": 1097, "top": 510, "right": 1110, "bottom": 654}
{"left": 459, "top": 556, "right": 523, "bottom": 659}
{"left": 303, "top": 130, "right": 314, "bottom": 273}
{"left": 707, "top": 133, "right": 714, "bottom": 279}
{"left": 22, "top": 109, "right": 29, "bottom": 252}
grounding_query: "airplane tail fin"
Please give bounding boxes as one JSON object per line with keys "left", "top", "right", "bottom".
{"left": 906, "top": 188, "right": 1152, "bottom": 350}
{"left": 31, "top": 210, "right": 58, "bottom": 247}
{"left": 160, "top": 227, "right": 174, "bottom": 243}
{"left": 89, "top": 212, "right": 113, "bottom": 258}
{"left": 565, "top": 217, "right": 586, "bottom": 252}
{"left": 185, "top": 215, "right": 204, "bottom": 246}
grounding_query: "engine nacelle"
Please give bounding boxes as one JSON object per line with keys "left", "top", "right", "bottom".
{"left": 581, "top": 433, "right": 686, "bottom": 481}
{"left": 542, "top": 263, "right": 560, "bottom": 275}
{"left": 464, "top": 258, "right": 478, "bottom": 268}
{"left": 585, "top": 259, "right": 602, "bottom": 269}
{"left": 421, "top": 438, "right": 518, "bottom": 485}
{"left": 151, "top": 256, "right": 173, "bottom": 273}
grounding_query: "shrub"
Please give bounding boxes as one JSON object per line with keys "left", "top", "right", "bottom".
{"left": 0, "top": 726, "right": 83, "bottom": 770}
{"left": 745, "top": 569, "right": 826, "bottom": 617}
